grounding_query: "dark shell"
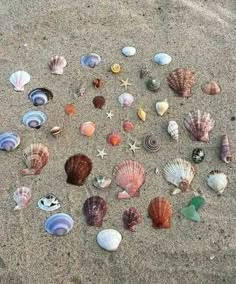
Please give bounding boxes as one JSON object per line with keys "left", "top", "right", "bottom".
{"left": 123, "top": 207, "right": 141, "bottom": 232}
{"left": 65, "top": 154, "right": 92, "bottom": 186}
{"left": 28, "top": 88, "right": 53, "bottom": 106}
{"left": 92, "top": 96, "right": 105, "bottom": 109}
{"left": 142, "top": 135, "right": 160, "bottom": 153}
{"left": 93, "top": 79, "right": 104, "bottom": 89}
{"left": 140, "top": 64, "right": 150, "bottom": 79}
{"left": 83, "top": 196, "right": 107, "bottom": 227}
{"left": 192, "top": 148, "right": 205, "bottom": 164}
{"left": 146, "top": 79, "right": 160, "bottom": 92}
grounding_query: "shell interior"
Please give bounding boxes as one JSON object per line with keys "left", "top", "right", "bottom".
{"left": 22, "top": 110, "right": 47, "bottom": 129}
{"left": 44, "top": 213, "right": 74, "bottom": 236}
{"left": 28, "top": 88, "right": 53, "bottom": 106}
{"left": 80, "top": 53, "right": 101, "bottom": 68}
{"left": 0, "top": 132, "right": 20, "bottom": 151}
{"left": 38, "top": 194, "right": 61, "bottom": 212}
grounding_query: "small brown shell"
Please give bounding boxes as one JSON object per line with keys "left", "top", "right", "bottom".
{"left": 201, "top": 81, "right": 221, "bottom": 95}
{"left": 92, "top": 96, "right": 105, "bottom": 109}
{"left": 93, "top": 79, "right": 104, "bottom": 89}
{"left": 50, "top": 126, "right": 62, "bottom": 137}
{"left": 220, "top": 134, "right": 232, "bottom": 163}
{"left": 123, "top": 207, "right": 141, "bottom": 232}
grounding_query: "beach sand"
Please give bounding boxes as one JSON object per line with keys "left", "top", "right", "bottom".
{"left": 0, "top": 0, "right": 235, "bottom": 283}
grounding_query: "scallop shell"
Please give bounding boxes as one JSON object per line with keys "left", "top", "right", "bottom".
{"left": 80, "top": 53, "right": 101, "bottom": 68}
{"left": 0, "top": 132, "right": 20, "bottom": 151}
{"left": 9, "top": 70, "right": 31, "bottom": 91}
{"left": 167, "top": 121, "right": 179, "bottom": 141}
{"left": 113, "top": 159, "right": 145, "bottom": 199}
{"left": 167, "top": 68, "right": 196, "bottom": 97}
{"left": 28, "top": 88, "right": 53, "bottom": 106}
{"left": 38, "top": 193, "right": 60, "bottom": 212}
{"left": 148, "top": 197, "right": 172, "bottom": 228}
{"left": 123, "top": 121, "right": 134, "bottom": 132}
{"left": 65, "top": 154, "right": 92, "bottom": 186}
{"left": 79, "top": 122, "right": 96, "bottom": 137}
{"left": 92, "top": 96, "right": 105, "bottom": 109}
{"left": 65, "top": 104, "right": 76, "bottom": 116}
{"left": 123, "top": 207, "right": 141, "bottom": 232}
{"left": 83, "top": 196, "right": 107, "bottom": 227}
{"left": 111, "top": 63, "right": 121, "bottom": 74}
{"left": 201, "top": 81, "right": 221, "bottom": 95}
{"left": 107, "top": 131, "right": 122, "bottom": 146}
{"left": 156, "top": 99, "right": 169, "bottom": 116}
{"left": 142, "top": 135, "right": 160, "bottom": 153}
{"left": 118, "top": 93, "right": 134, "bottom": 107}
{"left": 220, "top": 134, "right": 232, "bottom": 163}
{"left": 137, "top": 108, "right": 146, "bottom": 121}
{"left": 50, "top": 126, "right": 62, "bottom": 137}
{"left": 48, "top": 55, "right": 67, "bottom": 75}
{"left": 44, "top": 213, "right": 74, "bottom": 236}
{"left": 93, "top": 176, "right": 112, "bottom": 189}
{"left": 207, "top": 170, "right": 228, "bottom": 195}
{"left": 154, "top": 53, "right": 172, "bottom": 65}
{"left": 13, "top": 187, "right": 31, "bottom": 210}
{"left": 21, "top": 143, "right": 49, "bottom": 175}
{"left": 22, "top": 110, "right": 47, "bottom": 129}
{"left": 122, "top": 46, "right": 136, "bottom": 57}
{"left": 163, "top": 158, "right": 195, "bottom": 194}
{"left": 93, "top": 78, "right": 104, "bottom": 89}
{"left": 184, "top": 110, "right": 215, "bottom": 142}
{"left": 146, "top": 79, "right": 160, "bottom": 92}
{"left": 96, "top": 229, "right": 122, "bottom": 251}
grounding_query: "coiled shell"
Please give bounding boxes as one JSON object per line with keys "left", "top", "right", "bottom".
{"left": 79, "top": 122, "right": 96, "bottom": 137}
{"left": 48, "top": 55, "right": 67, "bottom": 75}
{"left": 123, "top": 121, "right": 134, "bottom": 132}
{"left": 142, "top": 135, "right": 160, "bottom": 153}
{"left": 207, "top": 170, "right": 228, "bottom": 195}
{"left": 80, "top": 53, "right": 101, "bottom": 68}
{"left": 111, "top": 63, "right": 121, "bottom": 74}
{"left": 97, "top": 229, "right": 122, "bottom": 251}
{"left": 13, "top": 187, "right": 31, "bottom": 210}
{"left": 44, "top": 213, "right": 74, "bottom": 236}
{"left": 118, "top": 93, "right": 134, "bottom": 107}
{"left": 192, "top": 148, "right": 205, "bottom": 164}
{"left": 38, "top": 194, "right": 60, "bottom": 212}
{"left": 167, "top": 121, "right": 179, "bottom": 141}
{"left": 0, "top": 132, "right": 20, "bottom": 151}
{"left": 92, "top": 96, "right": 105, "bottom": 109}
{"left": 22, "top": 110, "right": 47, "bottom": 129}
{"left": 107, "top": 131, "right": 122, "bottom": 146}
{"left": 123, "top": 207, "right": 141, "bottom": 232}
{"left": 201, "top": 81, "right": 221, "bottom": 95}
{"left": 156, "top": 99, "right": 169, "bottom": 116}
{"left": 220, "top": 134, "right": 232, "bottom": 163}
{"left": 154, "top": 53, "right": 172, "bottom": 65}
{"left": 9, "top": 70, "right": 30, "bottom": 91}
{"left": 28, "top": 88, "right": 53, "bottom": 106}
{"left": 93, "top": 176, "right": 112, "bottom": 189}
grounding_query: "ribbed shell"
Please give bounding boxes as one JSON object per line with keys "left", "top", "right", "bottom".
{"left": 167, "top": 121, "right": 179, "bottom": 141}
{"left": 107, "top": 131, "right": 122, "bottom": 146}
{"left": 0, "top": 131, "right": 21, "bottom": 151}
{"left": 123, "top": 121, "right": 134, "bottom": 132}
{"left": 123, "top": 207, "right": 141, "bottom": 232}
{"left": 48, "top": 55, "right": 67, "bottom": 75}
{"left": 118, "top": 93, "right": 134, "bottom": 107}
{"left": 92, "top": 96, "right": 105, "bottom": 109}
{"left": 13, "top": 187, "right": 31, "bottom": 210}
{"left": 220, "top": 135, "right": 232, "bottom": 163}
{"left": 79, "top": 122, "right": 96, "bottom": 137}
{"left": 142, "top": 135, "right": 160, "bottom": 153}
{"left": 9, "top": 70, "right": 31, "bottom": 91}
{"left": 207, "top": 170, "right": 228, "bottom": 194}
{"left": 201, "top": 81, "right": 221, "bottom": 95}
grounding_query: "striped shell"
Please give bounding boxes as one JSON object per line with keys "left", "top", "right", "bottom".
{"left": 118, "top": 93, "right": 134, "bottom": 107}
{"left": 201, "top": 81, "right": 221, "bottom": 95}
{"left": 38, "top": 194, "right": 60, "bottom": 212}
{"left": 0, "top": 132, "right": 20, "bottom": 151}
{"left": 167, "top": 121, "right": 179, "bottom": 141}
{"left": 220, "top": 135, "right": 232, "bottom": 163}
{"left": 50, "top": 126, "right": 62, "bottom": 137}
{"left": 44, "top": 213, "right": 74, "bottom": 236}
{"left": 79, "top": 122, "right": 96, "bottom": 137}
{"left": 9, "top": 70, "right": 31, "bottom": 91}
{"left": 123, "top": 207, "right": 141, "bottom": 232}
{"left": 107, "top": 131, "right": 122, "bottom": 146}
{"left": 80, "top": 53, "right": 101, "bottom": 68}
{"left": 48, "top": 55, "right": 67, "bottom": 75}
{"left": 93, "top": 176, "right": 112, "bottom": 189}
{"left": 28, "top": 88, "right": 53, "bottom": 106}
{"left": 13, "top": 187, "right": 31, "bottom": 210}
{"left": 207, "top": 170, "right": 228, "bottom": 195}
{"left": 142, "top": 135, "right": 160, "bottom": 153}
{"left": 22, "top": 110, "right": 47, "bottom": 129}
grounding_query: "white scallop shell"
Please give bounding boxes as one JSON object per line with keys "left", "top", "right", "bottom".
{"left": 13, "top": 187, "right": 31, "bottom": 210}
{"left": 48, "top": 55, "right": 67, "bottom": 75}
{"left": 118, "top": 93, "right": 134, "bottom": 107}
{"left": 9, "top": 71, "right": 30, "bottom": 91}
{"left": 154, "top": 53, "right": 172, "bottom": 65}
{"left": 207, "top": 170, "right": 228, "bottom": 194}
{"left": 167, "top": 121, "right": 179, "bottom": 141}
{"left": 156, "top": 99, "right": 169, "bottom": 116}
{"left": 122, "top": 47, "right": 136, "bottom": 57}
{"left": 96, "top": 229, "right": 122, "bottom": 251}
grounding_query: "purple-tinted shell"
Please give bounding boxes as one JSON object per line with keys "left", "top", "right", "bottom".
{"left": 220, "top": 134, "right": 232, "bottom": 163}
{"left": 44, "top": 213, "right": 74, "bottom": 236}
{"left": 122, "top": 207, "right": 141, "bottom": 232}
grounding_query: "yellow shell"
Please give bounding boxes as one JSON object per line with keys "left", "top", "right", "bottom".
{"left": 137, "top": 108, "right": 146, "bottom": 121}
{"left": 156, "top": 99, "right": 169, "bottom": 116}
{"left": 111, "top": 64, "right": 121, "bottom": 74}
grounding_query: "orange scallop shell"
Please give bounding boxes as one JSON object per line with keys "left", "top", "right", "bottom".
{"left": 107, "top": 131, "right": 122, "bottom": 146}
{"left": 79, "top": 122, "right": 96, "bottom": 137}
{"left": 123, "top": 121, "right": 134, "bottom": 132}
{"left": 65, "top": 104, "right": 76, "bottom": 116}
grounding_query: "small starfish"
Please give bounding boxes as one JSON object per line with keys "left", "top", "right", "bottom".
{"left": 96, "top": 149, "right": 107, "bottom": 159}
{"left": 120, "top": 78, "right": 132, "bottom": 90}
{"left": 106, "top": 111, "right": 114, "bottom": 119}
{"left": 128, "top": 141, "right": 140, "bottom": 153}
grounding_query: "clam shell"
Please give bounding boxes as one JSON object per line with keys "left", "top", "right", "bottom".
{"left": 44, "top": 213, "right": 74, "bottom": 236}
{"left": 142, "top": 135, "right": 160, "bottom": 153}
{"left": 201, "top": 81, "right": 221, "bottom": 95}
{"left": 80, "top": 53, "right": 101, "bottom": 68}
{"left": 79, "top": 122, "right": 96, "bottom": 137}
{"left": 122, "top": 121, "right": 134, "bottom": 132}
{"left": 22, "top": 110, "right": 47, "bottom": 129}
{"left": 13, "top": 187, "right": 31, "bottom": 210}
{"left": 0, "top": 131, "right": 20, "bottom": 151}
{"left": 107, "top": 131, "right": 122, "bottom": 146}
{"left": 167, "top": 121, "right": 179, "bottom": 141}
{"left": 48, "top": 55, "right": 67, "bottom": 75}
{"left": 220, "top": 134, "right": 232, "bottom": 163}
{"left": 137, "top": 108, "right": 146, "bottom": 121}
{"left": 154, "top": 53, "right": 172, "bottom": 65}
{"left": 121, "top": 46, "right": 136, "bottom": 57}
{"left": 28, "top": 88, "right": 53, "bottom": 106}
{"left": 207, "top": 170, "right": 228, "bottom": 195}
{"left": 123, "top": 207, "right": 141, "bottom": 232}
{"left": 93, "top": 96, "right": 105, "bottom": 109}
{"left": 93, "top": 176, "right": 112, "bottom": 189}
{"left": 38, "top": 194, "right": 60, "bottom": 212}
{"left": 118, "top": 93, "right": 134, "bottom": 107}
{"left": 156, "top": 99, "right": 169, "bottom": 116}
{"left": 9, "top": 70, "right": 30, "bottom": 91}
{"left": 96, "top": 229, "right": 122, "bottom": 251}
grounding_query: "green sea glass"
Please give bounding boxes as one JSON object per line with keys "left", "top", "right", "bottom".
{"left": 181, "top": 205, "right": 200, "bottom": 222}
{"left": 188, "top": 196, "right": 205, "bottom": 211}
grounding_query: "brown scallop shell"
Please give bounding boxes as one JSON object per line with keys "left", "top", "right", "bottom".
{"left": 65, "top": 154, "right": 92, "bottom": 186}
{"left": 201, "top": 81, "right": 221, "bottom": 95}
{"left": 123, "top": 207, "right": 141, "bottom": 232}
{"left": 92, "top": 96, "right": 105, "bottom": 109}
{"left": 148, "top": 197, "right": 172, "bottom": 229}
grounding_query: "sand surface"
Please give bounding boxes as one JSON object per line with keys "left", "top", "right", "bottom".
{"left": 0, "top": 0, "right": 236, "bottom": 283}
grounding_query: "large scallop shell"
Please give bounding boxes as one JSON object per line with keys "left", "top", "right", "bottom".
{"left": 113, "top": 160, "right": 145, "bottom": 199}
{"left": 184, "top": 110, "right": 215, "bottom": 142}
{"left": 13, "top": 187, "right": 31, "bottom": 210}
{"left": 38, "top": 194, "right": 60, "bottom": 212}
{"left": 79, "top": 122, "right": 96, "bottom": 137}
{"left": 220, "top": 134, "right": 232, "bottom": 164}
{"left": 96, "top": 229, "right": 122, "bottom": 251}
{"left": 142, "top": 135, "right": 160, "bottom": 153}
{"left": 118, "top": 93, "right": 134, "bottom": 107}
{"left": 207, "top": 170, "right": 228, "bottom": 195}
{"left": 156, "top": 99, "right": 169, "bottom": 116}
{"left": 28, "top": 88, "right": 53, "bottom": 106}
{"left": 163, "top": 158, "right": 195, "bottom": 194}
{"left": 44, "top": 213, "right": 74, "bottom": 236}
{"left": 93, "top": 176, "right": 112, "bottom": 189}
{"left": 9, "top": 70, "right": 31, "bottom": 91}
{"left": 48, "top": 55, "right": 67, "bottom": 75}
{"left": 148, "top": 197, "right": 172, "bottom": 228}
{"left": 22, "top": 110, "right": 47, "bottom": 129}
{"left": 65, "top": 154, "right": 92, "bottom": 186}
{"left": 83, "top": 196, "right": 107, "bottom": 227}
{"left": 107, "top": 131, "right": 122, "bottom": 146}
{"left": 123, "top": 207, "right": 141, "bottom": 232}
{"left": 167, "top": 68, "right": 196, "bottom": 97}
{"left": 21, "top": 143, "right": 49, "bottom": 175}
{"left": 80, "top": 53, "right": 101, "bottom": 68}
{"left": 92, "top": 96, "right": 105, "bottom": 109}
{"left": 201, "top": 81, "right": 221, "bottom": 95}
{"left": 167, "top": 121, "right": 179, "bottom": 141}
{"left": 0, "top": 132, "right": 20, "bottom": 151}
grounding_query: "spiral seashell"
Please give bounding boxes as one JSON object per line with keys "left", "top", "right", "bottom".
{"left": 93, "top": 176, "right": 112, "bottom": 189}
{"left": 65, "top": 104, "right": 76, "bottom": 116}
{"left": 0, "top": 131, "right": 20, "bottom": 151}
{"left": 107, "top": 131, "right": 122, "bottom": 146}
{"left": 92, "top": 96, "right": 105, "bottom": 109}
{"left": 137, "top": 108, "right": 146, "bottom": 121}
{"left": 80, "top": 53, "right": 101, "bottom": 68}
{"left": 22, "top": 110, "right": 47, "bottom": 129}
{"left": 201, "top": 81, "right": 221, "bottom": 95}
{"left": 50, "top": 126, "right": 62, "bottom": 137}
{"left": 9, "top": 70, "right": 30, "bottom": 91}
{"left": 220, "top": 134, "right": 232, "bottom": 163}
{"left": 167, "top": 121, "right": 179, "bottom": 141}
{"left": 207, "top": 170, "right": 228, "bottom": 195}
{"left": 79, "top": 122, "right": 96, "bottom": 137}
{"left": 48, "top": 55, "right": 67, "bottom": 75}
{"left": 44, "top": 213, "right": 74, "bottom": 236}
{"left": 38, "top": 193, "right": 60, "bottom": 212}
{"left": 118, "top": 93, "right": 134, "bottom": 107}
{"left": 13, "top": 187, "right": 31, "bottom": 210}
{"left": 142, "top": 135, "right": 160, "bottom": 153}
{"left": 123, "top": 121, "right": 134, "bottom": 132}
{"left": 123, "top": 207, "right": 141, "bottom": 232}
{"left": 96, "top": 229, "right": 122, "bottom": 251}
{"left": 111, "top": 63, "right": 121, "bottom": 74}
{"left": 28, "top": 88, "right": 53, "bottom": 106}
{"left": 93, "top": 78, "right": 104, "bottom": 89}
{"left": 156, "top": 99, "right": 169, "bottom": 116}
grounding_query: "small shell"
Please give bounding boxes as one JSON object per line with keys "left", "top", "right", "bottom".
{"left": 44, "top": 213, "right": 74, "bottom": 236}
{"left": 192, "top": 148, "right": 205, "bottom": 164}
{"left": 93, "top": 176, "right": 112, "bottom": 189}
{"left": 123, "top": 121, "right": 134, "bottom": 132}
{"left": 83, "top": 196, "right": 107, "bottom": 227}
{"left": 9, "top": 70, "right": 31, "bottom": 91}
{"left": 80, "top": 53, "right": 101, "bottom": 68}
{"left": 13, "top": 187, "right": 31, "bottom": 210}
{"left": 38, "top": 194, "right": 60, "bottom": 212}
{"left": 96, "top": 229, "right": 122, "bottom": 251}
{"left": 107, "top": 131, "right": 122, "bottom": 146}
{"left": 142, "top": 135, "right": 160, "bottom": 153}
{"left": 92, "top": 96, "right": 105, "bottom": 109}
{"left": 50, "top": 126, "right": 62, "bottom": 137}
{"left": 148, "top": 197, "right": 172, "bottom": 228}
{"left": 93, "top": 78, "right": 104, "bottom": 89}
{"left": 140, "top": 64, "right": 150, "bottom": 79}
{"left": 22, "top": 110, "right": 47, "bottom": 129}
{"left": 123, "top": 207, "right": 141, "bottom": 232}
{"left": 122, "top": 46, "right": 136, "bottom": 57}
{"left": 28, "top": 88, "right": 53, "bottom": 106}
{"left": 79, "top": 122, "right": 96, "bottom": 137}
{"left": 201, "top": 81, "right": 221, "bottom": 95}
{"left": 156, "top": 99, "right": 169, "bottom": 116}
{"left": 111, "top": 63, "right": 121, "bottom": 74}
{"left": 0, "top": 132, "right": 20, "bottom": 151}
{"left": 220, "top": 134, "right": 232, "bottom": 163}
{"left": 167, "top": 121, "right": 179, "bottom": 141}
{"left": 65, "top": 104, "right": 76, "bottom": 116}
{"left": 118, "top": 93, "right": 134, "bottom": 107}
{"left": 207, "top": 170, "right": 228, "bottom": 195}
{"left": 137, "top": 108, "right": 146, "bottom": 121}
{"left": 154, "top": 53, "right": 172, "bottom": 65}
{"left": 146, "top": 79, "right": 160, "bottom": 92}
{"left": 48, "top": 55, "right": 67, "bottom": 75}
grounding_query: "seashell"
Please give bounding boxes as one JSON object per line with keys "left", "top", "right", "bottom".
{"left": 201, "top": 81, "right": 221, "bottom": 95}
{"left": 140, "top": 64, "right": 150, "bottom": 79}
{"left": 78, "top": 85, "right": 86, "bottom": 97}
{"left": 220, "top": 134, "right": 232, "bottom": 163}
{"left": 79, "top": 122, "right": 96, "bottom": 137}
{"left": 93, "top": 78, "right": 104, "bottom": 89}
{"left": 13, "top": 187, "right": 31, "bottom": 210}
{"left": 48, "top": 55, "right": 67, "bottom": 75}
{"left": 50, "top": 126, "right": 62, "bottom": 137}
{"left": 167, "top": 121, "right": 179, "bottom": 141}
{"left": 137, "top": 108, "right": 146, "bottom": 121}
{"left": 21, "top": 143, "right": 49, "bottom": 175}
{"left": 113, "top": 159, "right": 145, "bottom": 199}
{"left": 154, "top": 53, "right": 172, "bottom": 65}
{"left": 28, "top": 88, "right": 53, "bottom": 106}
{"left": 80, "top": 53, "right": 101, "bottom": 68}
{"left": 118, "top": 93, "right": 134, "bottom": 107}
{"left": 123, "top": 207, "right": 141, "bottom": 232}
{"left": 146, "top": 79, "right": 160, "bottom": 92}
{"left": 142, "top": 134, "right": 160, "bottom": 153}
{"left": 148, "top": 197, "right": 172, "bottom": 228}
{"left": 92, "top": 96, "right": 105, "bottom": 109}
{"left": 0, "top": 131, "right": 20, "bottom": 151}
{"left": 65, "top": 104, "right": 76, "bottom": 116}
{"left": 93, "top": 176, "right": 112, "bottom": 189}
{"left": 156, "top": 99, "right": 169, "bottom": 116}
{"left": 38, "top": 193, "right": 60, "bottom": 212}
{"left": 83, "top": 196, "right": 107, "bottom": 227}
{"left": 207, "top": 170, "right": 228, "bottom": 195}
{"left": 192, "top": 148, "right": 205, "bottom": 164}
{"left": 123, "top": 120, "right": 134, "bottom": 132}
{"left": 96, "top": 229, "right": 122, "bottom": 251}
{"left": 65, "top": 154, "right": 92, "bottom": 186}
{"left": 107, "top": 131, "right": 122, "bottom": 146}
{"left": 122, "top": 46, "right": 136, "bottom": 57}
{"left": 111, "top": 63, "right": 121, "bottom": 74}
{"left": 9, "top": 70, "right": 30, "bottom": 91}
{"left": 22, "top": 110, "right": 47, "bottom": 129}
{"left": 184, "top": 110, "right": 215, "bottom": 142}
{"left": 44, "top": 213, "right": 74, "bottom": 236}
{"left": 163, "top": 158, "right": 195, "bottom": 194}
{"left": 167, "top": 68, "right": 196, "bottom": 97}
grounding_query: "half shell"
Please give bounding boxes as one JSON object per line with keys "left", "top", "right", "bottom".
{"left": 44, "top": 213, "right": 74, "bottom": 236}
{"left": 201, "top": 81, "right": 221, "bottom": 95}
{"left": 13, "top": 187, "right": 31, "bottom": 210}
{"left": 80, "top": 53, "right": 101, "bottom": 68}
{"left": 123, "top": 207, "right": 141, "bottom": 232}
{"left": 107, "top": 131, "right": 122, "bottom": 146}
{"left": 93, "top": 96, "right": 105, "bottom": 109}
{"left": 96, "top": 229, "right": 122, "bottom": 251}
{"left": 38, "top": 194, "right": 60, "bottom": 212}
{"left": 22, "top": 110, "right": 47, "bottom": 129}
{"left": 9, "top": 70, "right": 30, "bottom": 91}
{"left": 122, "top": 46, "right": 136, "bottom": 57}
{"left": 0, "top": 132, "right": 20, "bottom": 151}
{"left": 79, "top": 122, "right": 96, "bottom": 137}
{"left": 93, "top": 176, "right": 112, "bottom": 189}
{"left": 156, "top": 99, "right": 169, "bottom": 116}
{"left": 154, "top": 53, "right": 172, "bottom": 65}
{"left": 207, "top": 170, "right": 228, "bottom": 195}
{"left": 118, "top": 93, "right": 134, "bottom": 107}
{"left": 123, "top": 121, "right": 134, "bottom": 132}
{"left": 28, "top": 88, "right": 53, "bottom": 106}
{"left": 48, "top": 55, "right": 67, "bottom": 75}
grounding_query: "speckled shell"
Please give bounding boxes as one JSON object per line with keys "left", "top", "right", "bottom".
{"left": 96, "top": 229, "right": 122, "bottom": 251}
{"left": 167, "top": 121, "right": 179, "bottom": 141}
{"left": 123, "top": 207, "right": 141, "bottom": 232}
{"left": 207, "top": 170, "right": 228, "bottom": 195}
{"left": 79, "top": 122, "right": 96, "bottom": 137}
{"left": 148, "top": 197, "right": 172, "bottom": 228}
{"left": 192, "top": 148, "right": 205, "bottom": 164}
{"left": 107, "top": 131, "right": 122, "bottom": 146}
{"left": 122, "top": 121, "right": 134, "bottom": 132}
{"left": 28, "top": 88, "right": 53, "bottom": 106}
{"left": 38, "top": 194, "right": 60, "bottom": 212}
{"left": 0, "top": 131, "right": 20, "bottom": 151}
{"left": 142, "top": 135, "right": 160, "bottom": 153}
{"left": 220, "top": 135, "right": 232, "bottom": 164}
{"left": 80, "top": 53, "right": 101, "bottom": 68}
{"left": 48, "top": 55, "right": 67, "bottom": 75}
{"left": 167, "top": 68, "right": 196, "bottom": 97}
{"left": 44, "top": 213, "right": 74, "bottom": 236}
{"left": 22, "top": 110, "right": 47, "bottom": 129}
{"left": 118, "top": 93, "right": 134, "bottom": 107}
{"left": 9, "top": 70, "right": 30, "bottom": 91}
{"left": 201, "top": 81, "right": 221, "bottom": 95}
{"left": 93, "top": 176, "right": 112, "bottom": 189}
{"left": 156, "top": 99, "right": 169, "bottom": 116}
{"left": 92, "top": 96, "right": 105, "bottom": 109}
{"left": 13, "top": 187, "right": 31, "bottom": 210}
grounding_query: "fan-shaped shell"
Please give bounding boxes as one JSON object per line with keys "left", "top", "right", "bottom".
{"left": 65, "top": 104, "right": 76, "bottom": 116}
{"left": 154, "top": 53, "right": 172, "bottom": 65}
{"left": 80, "top": 53, "right": 101, "bottom": 68}
{"left": 9, "top": 70, "right": 30, "bottom": 91}
{"left": 107, "top": 131, "right": 122, "bottom": 146}
{"left": 123, "top": 207, "right": 141, "bottom": 232}
{"left": 167, "top": 68, "right": 196, "bottom": 97}
{"left": 13, "top": 187, "right": 31, "bottom": 210}
{"left": 142, "top": 135, "right": 160, "bottom": 153}
{"left": 113, "top": 160, "right": 145, "bottom": 199}
{"left": 122, "top": 46, "right": 136, "bottom": 57}
{"left": 220, "top": 134, "right": 232, "bottom": 164}
{"left": 201, "top": 81, "right": 221, "bottom": 95}
{"left": 48, "top": 55, "right": 67, "bottom": 75}
{"left": 79, "top": 122, "right": 96, "bottom": 137}
{"left": 167, "top": 121, "right": 179, "bottom": 141}
{"left": 156, "top": 99, "right": 169, "bottom": 116}
{"left": 163, "top": 158, "right": 195, "bottom": 194}
{"left": 22, "top": 110, "right": 47, "bottom": 129}
{"left": 50, "top": 126, "right": 62, "bottom": 137}
{"left": 184, "top": 110, "right": 215, "bottom": 142}
{"left": 148, "top": 197, "right": 172, "bottom": 228}
{"left": 93, "top": 176, "right": 112, "bottom": 189}
{"left": 207, "top": 170, "right": 228, "bottom": 194}
{"left": 65, "top": 154, "right": 92, "bottom": 186}
{"left": 118, "top": 93, "right": 134, "bottom": 107}
{"left": 38, "top": 194, "right": 60, "bottom": 212}
{"left": 21, "top": 143, "right": 49, "bottom": 175}
{"left": 44, "top": 213, "right": 74, "bottom": 236}
{"left": 0, "top": 132, "right": 20, "bottom": 151}
{"left": 28, "top": 88, "right": 53, "bottom": 106}
{"left": 96, "top": 229, "right": 122, "bottom": 251}
{"left": 83, "top": 196, "right": 107, "bottom": 227}
{"left": 123, "top": 121, "right": 134, "bottom": 132}
{"left": 93, "top": 96, "right": 105, "bottom": 109}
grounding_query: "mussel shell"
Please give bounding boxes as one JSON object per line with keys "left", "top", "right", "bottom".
{"left": 0, "top": 131, "right": 20, "bottom": 151}
{"left": 22, "top": 110, "right": 47, "bottom": 129}
{"left": 44, "top": 213, "right": 74, "bottom": 236}
{"left": 38, "top": 193, "right": 60, "bottom": 212}
{"left": 142, "top": 135, "right": 160, "bottom": 153}
{"left": 28, "top": 88, "right": 53, "bottom": 106}
{"left": 192, "top": 148, "right": 205, "bottom": 164}
{"left": 80, "top": 53, "right": 101, "bottom": 68}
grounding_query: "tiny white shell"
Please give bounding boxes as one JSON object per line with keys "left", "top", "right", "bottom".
{"left": 118, "top": 93, "right": 134, "bottom": 107}
{"left": 207, "top": 170, "right": 228, "bottom": 195}
{"left": 96, "top": 229, "right": 122, "bottom": 251}
{"left": 156, "top": 99, "right": 169, "bottom": 116}
{"left": 167, "top": 121, "right": 179, "bottom": 141}
{"left": 9, "top": 71, "right": 31, "bottom": 92}
{"left": 122, "top": 47, "right": 136, "bottom": 57}
{"left": 154, "top": 53, "right": 172, "bottom": 65}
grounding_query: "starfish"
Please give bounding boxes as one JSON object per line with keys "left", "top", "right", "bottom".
{"left": 106, "top": 111, "right": 114, "bottom": 119}
{"left": 128, "top": 141, "right": 140, "bottom": 153}
{"left": 96, "top": 149, "right": 107, "bottom": 159}
{"left": 120, "top": 78, "right": 132, "bottom": 90}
